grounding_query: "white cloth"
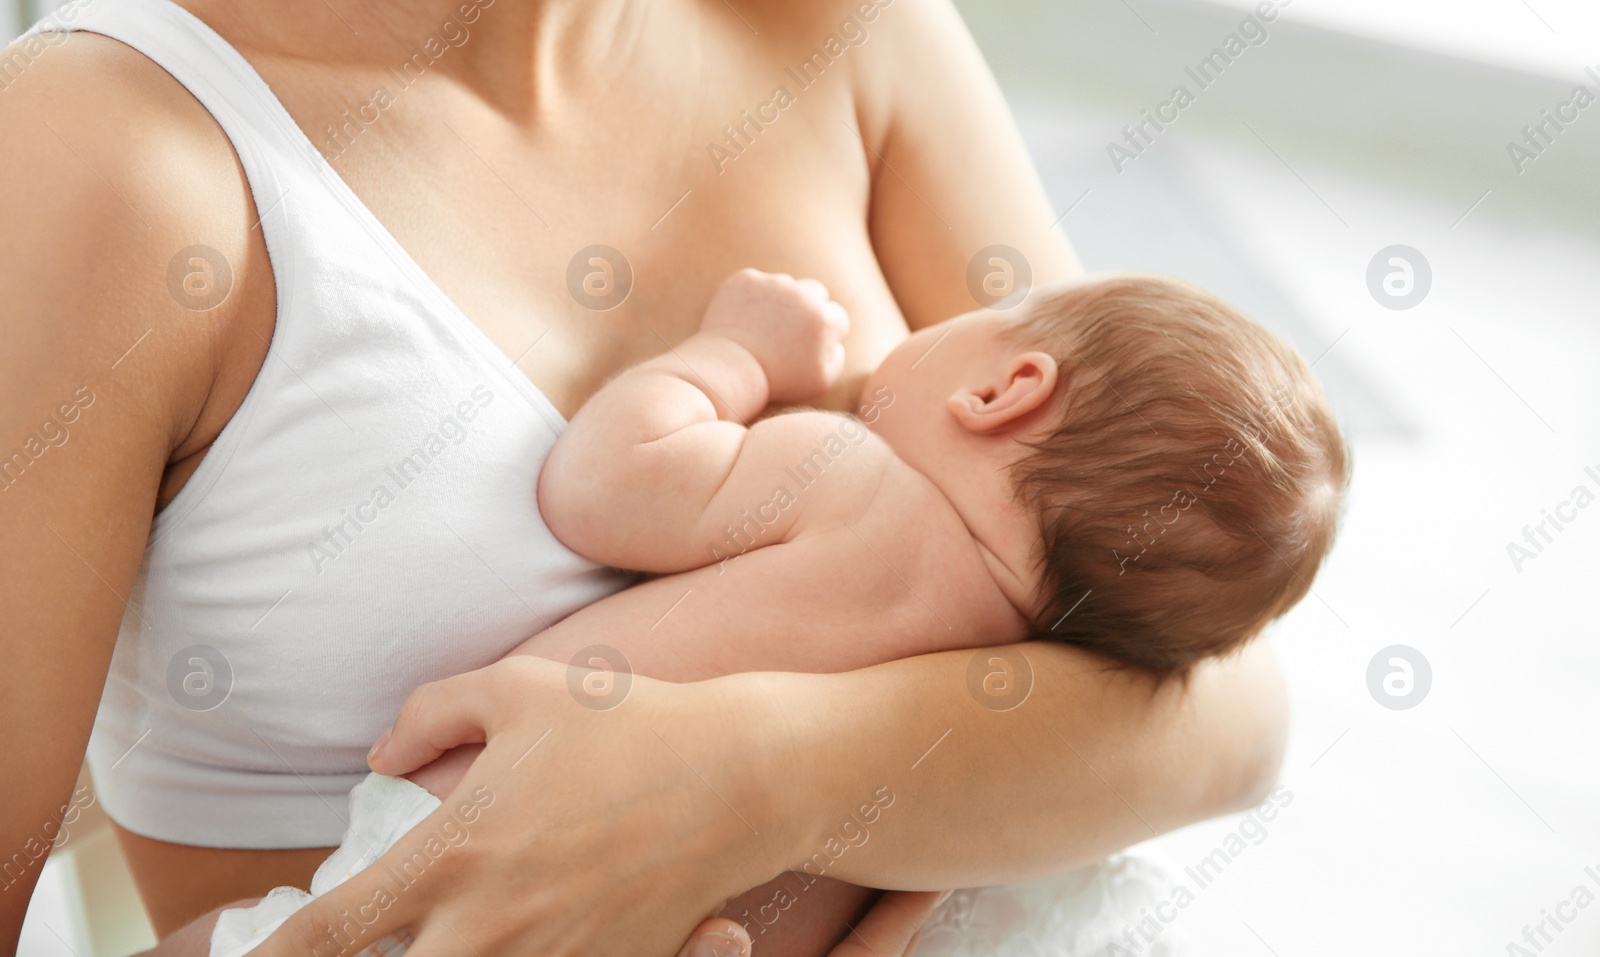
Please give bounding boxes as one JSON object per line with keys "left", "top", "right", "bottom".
{"left": 915, "top": 858, "right": 1191, "bottom": 957}
{"left": 22, "top": 0, "right": 628, "bottom": 850}
{"left": 213, "top": 774, "right": 1187, "bottom": 957}
{"left": 210, "top": 775, "right": 438, "bottom": 957}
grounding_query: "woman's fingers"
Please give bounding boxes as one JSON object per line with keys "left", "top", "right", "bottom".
{"left": 367, "top": 666, "right": 507, "bottom": 775}
{"left": 245, "top": 804, "right": 457, "bottom": 956}
{"left": 253, "top": 659, "right": 787, "bottom": 957}
{"left": 828, "top": 891, "right": 948, "bottom": 957}
{"left": 676, "top": 917, "right": 752, "bottom": 957}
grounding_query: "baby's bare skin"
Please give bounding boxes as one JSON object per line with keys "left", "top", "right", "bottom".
{"left": 538, "top": 270, "right": 1044, "bottom": 657}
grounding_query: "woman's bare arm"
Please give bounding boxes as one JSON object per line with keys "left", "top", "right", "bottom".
{"left": 0, "top": 34, "right": 270, "bottom": 951}
{"left": 506, "top": 580, "right": 1285, "bottom": 885}
{"left": 762, "top": 642, "right": 1287, "bottom": 886}
{"left": 854, "top": 0, "right": 1085, "bottom": 326}
{"left": 828, "top": 0, "right": 1290, "bottom": 870}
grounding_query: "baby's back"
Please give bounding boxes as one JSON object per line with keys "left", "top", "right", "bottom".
{"left": 532, "top": 410, "right": 1027, "bottom": 680}
{"left": 722, "top": 411, "right": 1025, "bottom": 664}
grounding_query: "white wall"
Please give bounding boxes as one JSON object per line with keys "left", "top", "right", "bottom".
{"left": 4, "top": 0, "right": 22, "bottom": 42}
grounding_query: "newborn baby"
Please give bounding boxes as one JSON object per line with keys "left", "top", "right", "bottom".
{"left": 212, "top": 269, "right": 1347, "bottom": 957}
{"left": 529, "top": 267, "right": 1347, "bottom": 952}
{"left": 542, "top": 268, "right": 1348, "bottom": 676}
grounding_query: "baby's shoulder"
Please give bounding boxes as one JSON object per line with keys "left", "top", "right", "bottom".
{"left": 753, "top": 409, "right": 892, "bottom": 465}
{"left": 751, "top": 409, "right": 935, "bottom": 524}
{"left": 771, "top": 415, "right": 1019, "bottom": 643}
{"left": 756, "top": 412, "right": 1023, "bottom": 642}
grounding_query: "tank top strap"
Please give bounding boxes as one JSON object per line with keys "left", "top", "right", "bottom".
{"left": 19, "top": 0, "right": 628, "bottom": 849}
{"left": 21, "top": 0, "right": 336, "bottom": 252}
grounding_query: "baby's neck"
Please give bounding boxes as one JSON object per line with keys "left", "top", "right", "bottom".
{"left": 871, "top": 425, "right": 1042, "bottom": 623}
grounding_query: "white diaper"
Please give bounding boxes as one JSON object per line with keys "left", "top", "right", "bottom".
{"left": 210, "top": 774, "right": 439, "bottom": 957}
{"left": 211, "top": 774, "right": 1187, "bottom": 957}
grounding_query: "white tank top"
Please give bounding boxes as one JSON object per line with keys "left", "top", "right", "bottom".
{"left": 24, "top": 0, "right": 629, "bottom": 849}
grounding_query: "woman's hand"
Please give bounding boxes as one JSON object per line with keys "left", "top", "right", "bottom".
{"left": 251, "top": 657, "right": 815, "bottom": 957}
{"left": 398, "top": 732, "right": 943, "bottom": 957}
{"left": 680, "top": 891, "right": 948, "bottom": 957}
{"left": 822, "top": 890, "right": 947, "bottom": 957}
{"left": 252, "top": 638, "right": 1284, "bottom": 957}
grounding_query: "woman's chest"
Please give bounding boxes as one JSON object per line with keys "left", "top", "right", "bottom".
{"left": 260, "top": 52, "right": 909, "bottom": 419}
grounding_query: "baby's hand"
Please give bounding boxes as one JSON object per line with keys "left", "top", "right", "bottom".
{"left": 701, "top": 268, "right": 850, "bottom": 404}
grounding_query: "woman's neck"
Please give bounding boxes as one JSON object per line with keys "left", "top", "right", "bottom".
{"left": 185, "top": 0, "right": 667, "bottom": 119}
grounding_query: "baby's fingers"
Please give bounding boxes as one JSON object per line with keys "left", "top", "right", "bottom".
{"left": 822, "top": 299, "right": 851, "bottom": 337}
{"left": 823, "top": 343, "right": 848, "bottom": 387}
{"left": 795, "top": 277, "right": 830, "bottom": 302}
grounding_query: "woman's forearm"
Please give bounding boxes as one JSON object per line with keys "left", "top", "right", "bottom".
{"left": 749, "top": 637, "right": 1288, "bottom": 888}
{"left": 335, "top": 632, "right": 1283, "bottom": 957}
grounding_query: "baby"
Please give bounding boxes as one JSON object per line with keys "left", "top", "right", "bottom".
{"left": 213, "top": 269, "right": 1348, "bottom": 957}
{"left": 528, "top": 267, "right": 1347, "bottom": 953}
{"left": 541, "top": 268, "right": 1349, "bottom": 676}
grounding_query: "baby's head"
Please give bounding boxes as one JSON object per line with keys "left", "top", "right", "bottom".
{"left": 864, "top": 273, "right": 1349, "bottom": 675}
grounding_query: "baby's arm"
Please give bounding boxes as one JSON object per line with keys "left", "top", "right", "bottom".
{"left": 539, "top": 269, "right": 850, "bottom": 573}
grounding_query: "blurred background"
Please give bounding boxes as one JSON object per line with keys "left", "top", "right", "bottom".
{"left": 10, "top": 0, "right": 1598, "bottom": 953}
{"left": 943, "top": 1, "right": 1600, "bottom": 954}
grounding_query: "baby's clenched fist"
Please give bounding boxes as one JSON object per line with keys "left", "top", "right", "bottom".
{"left": 701, "top": 269, "right": 850, "bottom": 404}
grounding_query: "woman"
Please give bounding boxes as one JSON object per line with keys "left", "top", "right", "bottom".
{"left": 0, "top": 0, "right": 1288, "bottom": 953}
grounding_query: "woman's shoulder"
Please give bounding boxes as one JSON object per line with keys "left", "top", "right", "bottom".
{"left": 0, "top": 30, "right": 272, "bottom": 464}
{"left": 1, "top": 32, "right": 257, "bottom": 245}
{"left": 713, "top": 0, "right": 995, "bottom": 155}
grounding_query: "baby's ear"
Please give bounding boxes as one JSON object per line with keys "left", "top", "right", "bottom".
{"left": 947, "top": 351, "right": 1059, "bottom": 435}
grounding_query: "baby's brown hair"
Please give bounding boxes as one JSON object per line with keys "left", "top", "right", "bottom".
{"left": 1009, "top": 274, "right": 1348, "bottom": 676}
